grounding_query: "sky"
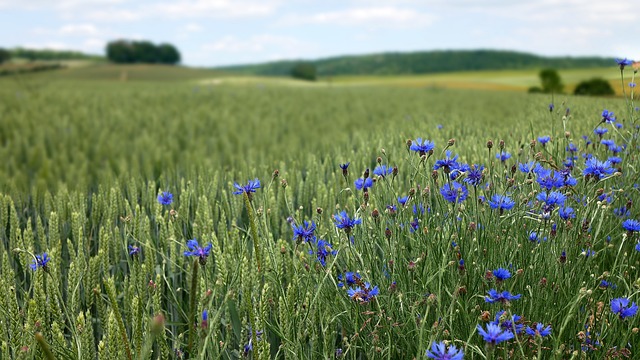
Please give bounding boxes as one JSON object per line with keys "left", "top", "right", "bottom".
{"left": 0, "top": 0, "right": 637, "bottom": 67}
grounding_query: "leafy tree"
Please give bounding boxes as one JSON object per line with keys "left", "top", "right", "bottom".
{"left": 106, "top": 40, "right": 181, "bottom": 65}
{"left": 539, "top": 68, "right": 564, "bottom": 93}
{"left": 132, "top": 41, "right": 159, "bottom": 63}
{"left": 291, "top": 62, "right": 316, "bottom": 81}
{"left": 0, "top": 48, "right": 10, "bottom": 64}
{"left": 106, "top": 40, "right": 135, "bottom": 63}
{"left": 574, "top": 78, "right": 615, "bottom": 96}
{"left": 157, "top": 43, "right": 181, "bottom": 64}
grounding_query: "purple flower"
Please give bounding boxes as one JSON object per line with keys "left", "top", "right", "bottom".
{"left": 623, "top": 219, "right": 640, "bottom": 232}
{"left": 354, "top": 177, "right": 373, "bottom": 190}
{"left": 611, "top": 297, "right": 638, "bottom": 318}
{"left": 601, "top": 109, "right": 616, "bottom": 124}
{"left": 583, "top": 158, "right": 615, "bottom": 181}
{"left": 157, "top": 191, "right": 173, "bottom": 205}
{"left": 558, "top": 207, "right": 575, "bottom": 220}
{"left": 347, "top": 282, "right": 379, "bottom": 303}
{"left": 425, "top": 341, "right": 464, "bottom": 360}
{"left": 525, "top": 323, "right": 552, "bottom": 338}
{"left": 463, "top": 164, "right": 484, "bottom": 186}
{"left": 373, "top": 165, "right": 393, "bottom": 177}
{"left": 485, "top": 289, "right": 521, "bottom": 303}
{"left": 491, "top": 310, "right": 523, "bottom": 334}
{"left": 492, "top": 268, "right": 511, "bottom": 281}
{"left": 440, "top": 181, "right": 468, "bottom": 203}
{"left": 333, "top": 211, "right": 361, "bottom": 233}
{"left": 292, "top": 220, "right": 316, "bottom": 243}
{"left": 496, "top": 151, "right": 511, "bottom": 162}
{"left": 488, "top": 194, "right": 515, "bottom": 213}
{"left": 312, "top": 238, "right": 337, "bottom": 267}
{"left": 337, "top": 272, "right": 361, "bottom": 288}
{"left": 233, "top": 179, "right": 261, "bottom": 198}
{"left": 477, "top": 323, "right": 514, "bottom": 345}
{"left": 30, "top": 253, "right": 50, "bottom": 271}
{"left": 184, "top": 239, "right": 213, "bottom": 265}
{"left": 128, "top": 245, "right": 140, "bottom": 256}
{"left": 410, "top": 138, "right": 435, "bottom": 155}
{"left": 537, "top": 136, "right": 551, "bottom": 146}
{"left": 616, "top": 58, "right": 634, "bottom": 70}
{"left": 397, "top": 196, "right": 409, "bottom": 206}
{"left": 434, "top": 151, "right": 460, "bottom": 173}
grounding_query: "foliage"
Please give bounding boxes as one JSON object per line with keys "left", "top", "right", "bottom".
{"left": 219, "top": 49, "right": 615, "bottom": 76}
{"left": 106, "top": 40, "right": 180, "bottom": 65}
{"left": 290, "top": 62, "right": 316, "bottom": 81}
{"left": 10, "top": 48, "right": 102, "bottom": 61}
{"left": 0, "top": 48, "right": 11, "bottom": 64}
{"left": 0, "top": 63, "right": 639, "bottom": 359}
{"left": 574, "top": 77, "right": 615, "bottom": 96}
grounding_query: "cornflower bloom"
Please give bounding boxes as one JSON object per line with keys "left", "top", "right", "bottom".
{"left": 128, "top": 245, "right": 140, "bottom": 256}
{"left": 373, "top": 165, "right": 393, "bottom": 177}
{"left": 491, "top": 310, "right": 524, "bottom": 334}
{"left": 601, "top": 139, "right": 615, "bottom": 148}
{"left": 347, "top": 282, "right": 379, "bottom": 303}
{"left": 492, "top": 268, "right": 511, "bottom": 281}
{"left": 312, "top": 239, "right": 337, "bottom": 267}
{"left": 594, "top": 127, "right": 608, "bottom": 137}
{"left": 558, "top": 207, "right": 575, "bottom": 220}
{"left": 157, "top": 191, "right": 173, "bottom": 205}
{"left": 333, "top": 211, "right": 361, "bottom": 234}
{"left": 525, "top": 323, "right": 552, "bottom": 338}
{"left": 410, "top": 138, "right": 435, "bottom": 156}
{"left": 425, "top": 341, "right": 464, "bottom": 360}
{"left": 440, "top": 181, "right": 468, "bottom": 203}
{"left": 582, "top": 249, "right": 595, "bottom": 258}
{"left": 583, "top": 158, "right": 615, "bottom": 181}
{"left": 354, "top": 177, "right": 373, "bottom": 191}
{"left": 611, "top": 297, "right": 638, "bottom": 319}
{"left": 477, "top": 323, "right": 514, "bottom": 345}
{"left": 184, "top": 239, "right": 213, "bottom": 265}
{"left": 292, "top": 220, "right": 316, "bottom": 243}
{"left": 397, "top": 196, "right": 409, "bottom": 206}
{"left": 537, "top": 136, "right": 551, "bottom": 146}
{"left": 30, "top": 253, "right": 50, "bottom": 271}
{"left": 463, "top": 164, "right": 484, "bottom": 186}
{"left": 519, "top": 161, "right": 536, "bottom": 174}
{"left": 496, "top": 151, "right": 511, "bottom": 163}
{"left": 233, "top": 179, "right": 260, "bottom": 200}
{"left": 566, "top": 143, "right": 578, "bottom": 153}
{"left": 339, "top": 162, "right": 350, "bottom": 177}
{"left": 488, "top": 194, "right": 515, "bottom": 214}
{"left": 485, "top": 289, "right": 521, "bottom": 303}
{"left": 536, "top": 191, "right": 567, "bottom": 208}
{"left": 622, "top": 219, "right": 640, "bottom": 233}
{"left": 201, "top": 309, "right": 208, "bottom": 329}
{"left": 337, "top": 272, "right": 361, "bottom": 288}
{"left": 433, "top": 151, "right": 459, "bottom": 173}
{"left": 601, "top": 109, "right": 616, "bottom": 124}
{"left": 616, "top": 58, "right": 634, "bottom": 70}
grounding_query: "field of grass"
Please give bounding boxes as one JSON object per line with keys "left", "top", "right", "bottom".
{"left": 1, "top": 64, "right": 640, "bottom": 359}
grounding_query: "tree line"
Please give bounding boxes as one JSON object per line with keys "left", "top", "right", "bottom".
{"left": 106, "top": 40, "right": 180, "bottom": 64}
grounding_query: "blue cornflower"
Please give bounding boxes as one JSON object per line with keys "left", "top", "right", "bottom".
{"left": 567, "top": 143, "right": 578, "bottom": 153}
{"left": 128, "top": 245, "right": 140, "bottom": 256}
{"left": 340, "top": 162, "right": 350, "bottom": 176}
{"left": 611, "top": 297, "right": 638, "bottom": 319}
{"left": 347, "top": 282, "right": 379, "bottom": 303}
{"left": 599, "top": 280, "right": 617, "bottom": 289}
{"left": 496, "top": 151, "right": 511, "bottom": 162}
{"left": 184, "top": 239, "right": 213, "bottom": 265}
{"left": 616, "top": 58, "right": 634, "bottom": 70}
{"left": 425, "top": 341, "right": 464, "bottom": 360}
{"left": 373, "top": 165, "right": 393, "bottom": 177}
{"left": 201, "top": 309, "right": 208, "bottom": 328}
{"left": 601, "top": 139, "right": 615, "bottom": 148}
{"left": 463, "top": 164, "right": 484, "bottom": 186}
{"left": 437, "top": 124, "right": 444, "bottom": 129}
{"left": 549, "top": 103, "right": 554, "bottom": 112}
{"left": 525, "top": 323, "right": 552, "bottom": 338}
{"left": 631, "top": 82, "right": 637, "bottom": 88}
{"left": 582, "top": 249, "right": 595, "bottom": 258}
{"left": 30, "top": 253, "right": 50, "bottom": 271}
{"left": 433, "top": 151, "right": 460, "bottom": 173}
{"left": 333, "top": 211, "right": 361, "bottom": 234}
{"left": 492, "top": 268, "right": 511, "bottom": 281}
{"left": 535, "top": 168, "right": 565, "bottom": 190}
{"left": 583, "top": 158, "right": 615, "bottom": 181}
{"left": 594, "top": 127, "right": 608, "bottom": 136}
{"left": 485, "top": 289, "right": 521, "bottom": 303}
{"left": 397, "top": 196, "right": 409, "bottom": 206}
{"left": 536, "top": 191, "right": 567, "bottom": 207}
{"left": 413, "top": 203, "right": 425, "bottom": 215}
{"left": 528, "top": 231, "right": 539, "bottom": 242}
{"left": 337, "top": 272, "right": 361, "bottom": 288}
{"left": 157, "top": 191, "right": 173, "bottom": 205}
{"left": 354, "top": 177, "right": 373, "bottom": 191}
{"left": 292, "top": 220, "right": 316, "bottom": 243}
{"left": 477, "top": 323, "right": 514, "bottom": 345}
{"left": 537, "top": 136, "right": 551, "bottom": 146}
{"left": 623, "top": 219, "right": 640, "bottom": 233}
{"left": 233, "top": 179, "right": 260, "bottom": 199}
{"left": 491, "top": 310, "right": 524, "bottom": 334}
{"left": 488, "top": 194, "right": 515, "bottom": 213}
{"left": 313, "top": 239, "right": 337, "bottom": 267}
{"left": 614, "top": 206, "right": 630, "bottom": 218}
{"left": 449, "top": 163, "right": 469, "bottom": 181}
{"left": 519, "top": 161, "right": 537, "bottom": 173}
{"left": 608, "top": 156, "right": 622, "bottom": 165}
{"left": 440, "top": 182, "right": 468, "bottom": 203}
{"left": 601, "top": 109, "right": 616, "bottom": 124}
{"left": 636, "top": 243, "right": 640, "bottom": 252}
{"left": 609, "top": 145, "right": 623, "bottom": 154}
{"left": 410, "top": 138, "right": 435, "bottom": 155}
{"left": 558, "top": 207, "right": 575, "bottom": 220}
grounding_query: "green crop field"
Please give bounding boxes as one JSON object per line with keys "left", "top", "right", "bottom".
{"left": 1, "top": 63, "right": 639, "bottom": 359}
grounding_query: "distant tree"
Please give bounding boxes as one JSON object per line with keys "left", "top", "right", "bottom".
{"left": 106, "top": 40, "right": 180, "bottom": 65}
{"left": 157, "top": 43, "right": 181, "bottom": 64}
{"left": 0, "top": 48, "right": 11, "bottom": 64}
{"left": 539, "top": 68, "right": 564, "bottom": 93}
{"left": 106, "top": 40, "right": 135, "bottom": 63}
{"left": 291, "top": 62, "right": 316, "bottom": 81}
{"left": 574, "top": 78, "right": 615, "bottom": 96}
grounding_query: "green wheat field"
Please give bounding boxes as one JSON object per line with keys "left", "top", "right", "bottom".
{"left": 1, "top": 63, "right": 639, "bottom": 359}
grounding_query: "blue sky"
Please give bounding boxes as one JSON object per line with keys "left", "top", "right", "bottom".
{"left": 0, "top": 0, "right": 637, "bottom": 67}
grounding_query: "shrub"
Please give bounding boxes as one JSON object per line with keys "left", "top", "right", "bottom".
{"left": 574, "top": 78, "right": 615, "bottom": 96}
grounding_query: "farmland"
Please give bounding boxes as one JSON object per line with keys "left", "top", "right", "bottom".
{"left": 0, "top": 63, "right": 639, "bottom": 359}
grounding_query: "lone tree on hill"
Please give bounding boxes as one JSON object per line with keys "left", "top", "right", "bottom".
{"left": 291, "top": 62, "right": 317, "bottom": 81}
{"left": 528, "top": 68, "right": 564, "bottom": 94}
{"left": 0, "top": 48, "right": 11, "bottom": 64}
{"left": 106, "top": 40, "right": 180, "bottom": 65}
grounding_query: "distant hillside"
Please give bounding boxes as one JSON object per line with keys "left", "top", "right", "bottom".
{"left": 217, "top": 50, "right": 616, "bottom": 77}
{"left": 10, "top": 48, "right": 103, "bottom": 61}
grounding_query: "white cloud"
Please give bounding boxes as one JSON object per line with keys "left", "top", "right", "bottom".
{"left": 151, "top": 0, "right": 277, "bottom": 19}
{"left": 184, "top": 23, "right": 203, "bottom": 32}
{"left": 197, "top": 34, "right": 319, "bottom": 64}
{"left": 84, "top": 9, "right": 142, "bottom": 22}
{"left": 59, "top": 24, "right": 100, "bottom": 36}
{"left": 282, "top": 7, "right": 435, "bottom": 28}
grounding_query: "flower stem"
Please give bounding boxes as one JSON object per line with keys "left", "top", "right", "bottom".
{"left": 187, "top": 258, "right": 199, "bottom": 357}
{"left": 243, "top": 192, "right": 262, "bottom": 273}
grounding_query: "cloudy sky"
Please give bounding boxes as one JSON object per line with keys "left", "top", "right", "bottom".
{"left": 0, "top": 0, "right": 637, "bottom": 67}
